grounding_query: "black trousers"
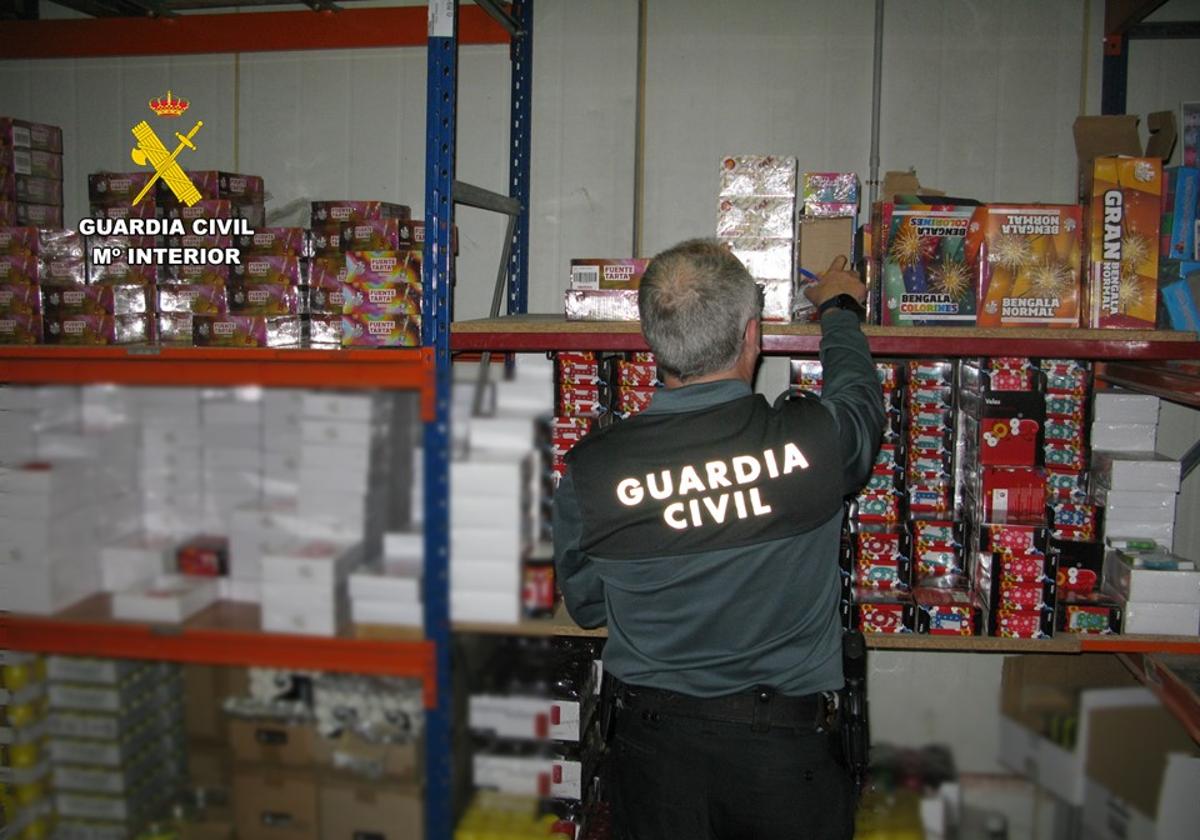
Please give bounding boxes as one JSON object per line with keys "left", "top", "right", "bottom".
{"left": 609, "top": 685, "right": 856, "bottom": 840}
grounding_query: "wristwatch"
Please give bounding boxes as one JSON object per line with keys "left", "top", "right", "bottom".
{"left": 817, "top": 293, "right": 866, "bottom": 321}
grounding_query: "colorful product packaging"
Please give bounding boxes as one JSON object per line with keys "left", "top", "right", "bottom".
{"left": 0, "top": 252, "right": 39, "bottom": 284}
{"left": 233, "top": 255, "right": 304, "bottom": 287}
{"left": 226, "top": 282, "right": 300, "bottom": 316}
{"left": 237, "top": 227, "right": 309, "bottom": 257}
{"left": 853, "top": 588, "right": 915, "bottom": 634}
{"left": 13, "top": 175, "right": 62, "bottom": 206}
{"left": 310, "top": 201, "right": 411, "bottom": 227}
{"left": 717, "top": 197, "right": 795, "bottom": 239}
{"left": 1085, "top": 156, "right": 1163, "bottom": 328}
{"left": 914, "top": 587, "right": 982, "bottom": 636}
{"left": 1161, "top": 166, "right": 1198, "bottom": 260}
{"left": 16, "top": 203, "right": 62, "bottom": 227}
{"left": 339, "top": 219, "right": 417, "bottom": 253}
{"left": 37, "top": 255, "right": 86, "bottom": 288}
{"left": 969, "top": 205, "right": 1082, "bottom": 328}
{"left": 343, "top": 251, "right": 421, "bottom": 316}
{"left": 563, "top": 289, "right": 639, "bottom": 321}
{"left": 305, "top": 314, "right": 342, "bottom": 348}
{"left": 88, "top": 172, "right": 155, "bottom": 207}
{"left": 43, "top": 313, "right": 152, "bottom": 345}
{"left": 192, "top": 315, "right": 301, "bottom": 348}
{"left": 0, "top": 313, "right": 40, "bottom": 344}
{"left": 42, "top": 284, "right": 151, "bottom": 316}
{"left": 1054, "top": 592, "right": 1123, "bottom": 634}
{"left": 568, "top": 258, "right": 651, "bottom": 290}
{"left": 163, "top": 199, "right": 234, "bottom": 221}
{"left": 802, "top": 172, "right": 859, "bottom": 218}
{"left": 0, "top": 281, "right": 40, "bottom": 316}
{"left": 878, "top": 204, "right": 977, "bottom": 326}
{"left": 89, "top": 202, "right": 157, "bottom": 221}
{"left": 0, "top": 147, "right": 64, "bottom": 179}
{"left": 0, "top": 118, "right": 64, "bottom": 152}
{"left": 718, "top": 155, "right": 797, "bottom": 197}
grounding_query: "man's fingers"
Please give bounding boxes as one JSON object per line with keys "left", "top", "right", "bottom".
{"left": 826, "top": 255, "right": 848, "bottom": 274}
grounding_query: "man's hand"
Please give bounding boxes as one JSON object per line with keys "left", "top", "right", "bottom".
{"left": 804, "top": 256, "right": 867, "bottom": 309}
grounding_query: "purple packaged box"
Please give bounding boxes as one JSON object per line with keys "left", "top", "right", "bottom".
{"left": 305, "top": 283, "right": 345, "bottom": 314}
{"left": 163, "top": 200, "right": 234, "bottom": 221}
{"left": 311, "top": 227, "right": 343, "bottom": 255}
{"left": 38, "top": 255, "right": 87, "bottom": 288}
{"left": 42, "top": 284, "right": 151, "bottom": 316}
{"left": 88, "top": 172, "right": 154, "bottom": 207}
{"left": 14, "top": 176, "right": 63, "bottom": 206}
{"left": 1, "top": 227, "right": 82, "bottom": 258}
{"left": 0, "top": 313, "right": 41, "bottom": 344}
{"left": 231, "top": 254, "right": 303, "bottom": 287}
{"left": 192, "top": 314, "right": 300, "bottom": 348}
{"left": 158, "top": 283, "right": 228, "bottom": 315}
{"left": 87, "top": 258, "right": 158, "bottom": 287}
{"left": 0, "top": 119, "right": 63, "bottom": 153}
{"left": 17, "top": 203, "right": 62, "bottom": 227}
{"left": 0, "top": 281, "right": 40, "bottom": 316}
{"left": 341, "top": 312, "right": 421, "bottom": 347}
{"left": 167, "top": 232, "right": 234, "bottom": 251}
{"left": 164, "top": 264, "right": 230, "bottom": 286}
{"left": 227, "top": 281, "right": 299, "bottom": 316}
{"left": 339, "top": 219, "right": 417, "bottom": 253}
{"left": 310, "top": 200, "right": 411, "bottom": 227}
{"left": 160, "top": 171, "right": 263, "bottom": 206}
{"left": 87, "top": 233, "right": 158, "bottom": 254}
{"left": 237, "top": 227, "right": 308, "bottom": 257}
{"left": 44, "top": 313, "right": 152, "bottom": 345}
{"left": 157, "top": 312, "right": 194, "bottom": 345}
{"left": 1, "top": 147, "right": 64, "bottom": 179}
{"left": 89, "top": 203, "right": 158, "bottom": 221}
{"left": 311, "top": 255, "right": 347, "bottom": 290}
{"left": 0, "top": 253, "right": 38, "bottom": 285}
{"left": 344, "top": 251, "right": 422, "bottom": 316}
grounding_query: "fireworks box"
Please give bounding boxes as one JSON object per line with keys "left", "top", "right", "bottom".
{"left": 968, "top": 205, "right": 1083, "bottom": 328}
{"left": 159, "top": 172, "right": 263, "bottom": 206}
{"left": 226, "top": 281, "right": 300, "bottom": 317}
{"left": 564, "top": 288, "right": 639, "bottom": 321}
{"left": 88, "top": 172, "right": 155, "bottom": 207}
{"left": 1085, "top": 157, "right": 1163, "bottom": 328}
{"left": 802, "top": 172, "right": 859, "bottom": 218}
{"left": 1161, "top": 166, "right": 1198, "bottom": 260}
{"left": 235, "top": 227, "right": 308, "bottom": 257}
{"left": 717, "top": 196, "right": 795, "bottom": 238}
{"left": 877, "top": 203, "right": 977, "bottom": 326}
{"left": 569, "top": 258, "right": 651, "bottom": 290}
{"left": 192, "top": 315, "right": 301, "bottom": 348}
{"left": 852, "top": 588, "right": 916, "bottom": 634}
{"left": 0, "top": 313, "right": 40, "bottom": 344}
{"left": 43, "top": 313, "right": 152, "bottom": 345}
{"left": 89, "top": 202, "right": 157, "bottom": 221}
{"left": 967, "top": 467, "right": 1048, "bottom": 521}
{"left": 343, "top": 251, "right": 421, "bottom": 316}
{"left": 0, "top": 147, "right": 63, "bottom": 179}
{"left": 157, "top": 283, "right": 228, "bottom": 315}
{"left": 718, "top": 155, "right": 797, "bottom": 198}
{"left": 231, "top": 255, "right": 305, "bottom": 287}
{"left": 42, "top": 284, "right": 152, "bottom": 317}
{"left": 339, "top": 219, "right": 417, "bottom": 253}
{"left": 1160, "top": 261, "right": 1200, "bottom": 331}
{"left": 0, "top": 118, "right": 63, "bottom": 153}
{"left": 1055, "top": 591, "right": 1123, "bottom": 634}
{"left": 959, "top": 384, "right": 1047, "bottom": 469}
{"left": 163, "top": 200, "right": 233, "bottom": 221}
{"left": 310, "top": 201, "right": 411, "bottom": 229}
{"left": 0, "top": 281, "right": 40, "bottom": 316}
{"left": 17, "top": 202, "right": 62, "bottom": 227}
{"left": 0, "top": 252, "right": 39, "bottom": 284}
{"left": 914, "top": 586, "right": 983, "bottom": 636}
{"left": 11, "top": 175, "right": 63, "bottom": 206}
{"left": 0, "top": 227, "right": 82, "bottom": 258}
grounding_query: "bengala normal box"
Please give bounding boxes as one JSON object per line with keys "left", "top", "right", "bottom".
{"left": 878, "top": 203, "right": 976, "bottom": 326}
{"left": 1086, "top": 157, "right": 1162, "bottom": 329}
{"left": 969, "top": 205, "right": 1082, "bottom": 328}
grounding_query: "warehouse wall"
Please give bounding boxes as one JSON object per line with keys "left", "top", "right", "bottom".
{"left": 4, "top": 0, "right": 1200, "bottom": 777}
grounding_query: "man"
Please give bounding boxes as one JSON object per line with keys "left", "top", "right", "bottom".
{"left": 553, "top": 239, "right": 883, "bottom": 839}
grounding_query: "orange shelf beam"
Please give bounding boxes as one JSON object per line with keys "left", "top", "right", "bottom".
{"left": 1, "top": 599, "right": 439, "bottom": 709}
{"left": 0, "top": 6, "right": 511, "bottom": 60}
{"left": 0, "top": 346, "right": 436, "bottom": 420}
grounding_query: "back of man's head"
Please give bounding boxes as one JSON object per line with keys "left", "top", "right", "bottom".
{"left": 638, "top": 239, "right": 761, "bottom": 382}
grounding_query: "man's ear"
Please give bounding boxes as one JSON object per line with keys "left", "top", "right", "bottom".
{"left": 744, "top": 317, "right": 761, "bottom": 351}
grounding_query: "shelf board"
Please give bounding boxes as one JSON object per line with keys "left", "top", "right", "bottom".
{"left": 1117, "top": 652, "right": 1200, "bottom": 744}
{"left": 3, "top": 595, "right": 438, "bottom": 708}
{"left": 1097, "top": 361, "right": 1200, "bottom": 409}
{"left": 451, "top": 315, "right": 1199, "bottom": 359}
{"left": 0, "top": 346, "right": 435, "bottom": 418}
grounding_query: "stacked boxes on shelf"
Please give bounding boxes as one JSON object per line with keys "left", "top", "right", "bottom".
{"left": 563, "top": 259, "right": 649, "bottom": 322}
{"left": 226, "top": 667, "right": 425, "bottom": 840}
{"left": 876, "top": 201, "right": 977, "bottom": 327}
{"left": 350, "top": 530, "right": 424, "bottom": 631}
{"left": 467, "top": 638, "right": 605, "bottom": 834}
{"left": 309, "top": 200, "right": 417, "bottom": 348}
{"left": 551, "top": 352, "right": 601, "bottom": 485}
{"left": 0, "top": 118, "right": 64, "bottom": 228}
{"left": 1, "top": 653, "right": 54, "bottom": 840}
{"left": 717, "top": 155, "right": 798, "bottom": 322}
{"left": 960, "top": 358, "right": 1055, "bottom": 638}
{"left": 1101, "top": 542, "right": 1199, "bottom": 635}
{"left": 796, "top": 172, "right": 859, "bottom": 320}
{"left": 0, "top": 228, "right": 89, "bottom": 345}
{"left": 1157, "top": 167, "right": 1200, "bottom": 328}
{"left": 46, "top": 656, "right": 186, "bottom": 839}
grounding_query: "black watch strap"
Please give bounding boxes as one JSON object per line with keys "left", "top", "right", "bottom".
{"left": 817, "top": 293, "right": 865, "bottom": 319}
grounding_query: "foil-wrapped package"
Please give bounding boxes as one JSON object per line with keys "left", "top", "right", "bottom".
{"left": 802, "top": 172, "right": 860, "bottom": 218}
{"left": 43, "top": 313, "right": 153, "bottom": 345}
{"left": 193, "top": 314, "right": 301, "bottom": 348}
{"left": 757, "top": 277, "right": 796, "bottom": 323}
{"left": 563, "top": 289, "right": 640, "bottom": 322}
{"left": 306, "top": 314, "right": 342, "bottom": 347}
{"left": 716, "top": 197, "right": 795, "bottom": 239}
{"left": 42, "top": 283, "right": 153, "bottom": 316}
{"left": 157, "top": 312, "right": 194, "bottom": 345}
{"left": 158, "top": 283, "right": 228, "bottom": 315}
{"left": 718, "top": 155, "right": 797, "bottom": 198}
{"left": 721, "top": 237, "right": 793, "bottom": 281}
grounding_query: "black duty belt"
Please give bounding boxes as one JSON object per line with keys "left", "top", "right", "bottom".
{"left": 609, "top": 675, "right": 837, "bottom": 734}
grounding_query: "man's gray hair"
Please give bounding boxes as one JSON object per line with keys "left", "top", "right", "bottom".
{"left": 638, "top": 238, "right": 761, "bottom": 381}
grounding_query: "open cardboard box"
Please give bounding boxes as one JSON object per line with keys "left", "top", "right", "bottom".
{"left": 998, "top": 654, "right": 1158, "bottom": 805}
{"left": 1082, "top": 705, "right": 1200, "bottom": 839}
{"left": 1073, "top": 111, "right": 1178, "bottom": 199}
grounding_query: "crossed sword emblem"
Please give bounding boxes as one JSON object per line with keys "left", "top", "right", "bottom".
{"left": 130, "top": 119, "right": 204, "bottom": 206}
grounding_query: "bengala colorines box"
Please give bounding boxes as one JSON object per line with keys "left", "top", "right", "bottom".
{"left": 969, "top": 205, "right": 1082, "bottom": 328}
{"left": 1086, "top": 157, "right": 1162, "bottom": 328}
{"left": 878, "top": 204, "right": 977, "bottom": 326}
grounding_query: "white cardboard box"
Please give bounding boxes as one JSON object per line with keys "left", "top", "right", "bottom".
{"left": 111, "top": 574, "right": 218, "bottom": 623}
{"left": 260, "top": 540, "right": 359, "bottom": 586}
{"left": 1104, "top": 552, "right": 1200, "bottom": 605}
{"left": 1122, "top": 600, "right": 1200, "bottom": 635}
{"left": 349, "top": 571, "right": 421, "bottom": 602}
{"left": 1091, "top": 452, "right": 1182, "bottom": 493}
{"left": 1090, "top": 423, "right": 1157, "bottom": 453}
{"left": 451, "top": 589, "right": 520, "bottom": 624}
{"left": 261, "top": 601, "right": 342, "bottom": 636}
{"left": 1105, "top": 519, "right": 1175, "bottom": 545}
{"left": 351, "top": 599, "right": 423, "bottom": 627}
{"left": 99, "top": 533, "right": 173, "bottom": 593}
{"left": 302, "top": 393, "right": 375, "bottom": 422}
{"left": 1092, "top": 392, "right": 1161, "bottom": 424}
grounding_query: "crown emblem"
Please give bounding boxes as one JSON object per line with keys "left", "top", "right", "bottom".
{"left": 149, "top": 90, "right": 189, "bottom": 118}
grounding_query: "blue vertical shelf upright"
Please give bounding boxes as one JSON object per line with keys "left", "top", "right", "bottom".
{"left": 423, "top": 2, "right": 533, "bottom": 838}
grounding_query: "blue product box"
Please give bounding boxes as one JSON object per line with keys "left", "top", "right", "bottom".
{"left": 1161, "top": 166, "right": 1199, "bottom": 260}
{"left": 1160, "top": 261, "right": 1200, "bottom": 331}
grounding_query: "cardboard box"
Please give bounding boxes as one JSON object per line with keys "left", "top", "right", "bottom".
{"left": 998, "top": 654, "right": 1158, "bottom": 805}
{"left": 568, "top": 258, "right": 650, "bottom": 291}
{"left": 969, "top": 204, "right": 1082, "bottom": 328}
{"left": 232, "top": 765, "right": 319, "bottom": 840}
{"left": 1121, "top": 600, "right": 1200, "bottom": 635}
{"left": 1073, "top": 111, "right": 1176, "bottom": 200}
{"left": 1082, "top": 706, "right": 1200, "bottom": 839}
{"left": 1159, "top": 261, "right": 1200, "bottom": 330}
{"left": 798, "top": 216, "right": 856, "bottom": 278}
{"left": 1161, "top": 166, "right": 1198, "bottom": 260}
{"left": 877, "top": 204, "right": 976, "bottom": 326}
{"left": 228, "top": 719, "right": 319, "bottom": 767}
{"left": 319, "top": 777, "right": 422, "bottom": 840}
{"left": 187, "top": 743, "right": 232, "bottom": 790}
{"left": 314, "top": 731, "right": 421, "bottom": 782}
{"left": 1091, "top": 452, "right": 1181, "bottom": 493}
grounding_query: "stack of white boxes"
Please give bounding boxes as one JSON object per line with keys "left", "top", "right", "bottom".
{"left": 297, "top": 393, "right": 391, "bottom": 553}
{"left": 0, "top": 458, "right": 102, "bottom": 614}
{"left": 262, "top": 388, "right": 303, "bottom": 497}
{"left": 1090, "top": 392, "right": 1180, "bottom": 547}
{"left": 261, "top": 539, "right": 361, "bottom": 636}
{"left": 350, "top": 531, "right": 423, "bottom": 629}
{"left": 135, "top": 388, "right": 204, "bottom": 537}
{"left": 450, "top": 357, "right": 551, "bottom": 624}
{"left": 201, "top": 391, "right": 264, "bottom": 534}
{"left": 46, "top": 656, "right": 186, "bottom": 839}
{"left": 1103, "top": 544, "right": 1200, "bottom": 635}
